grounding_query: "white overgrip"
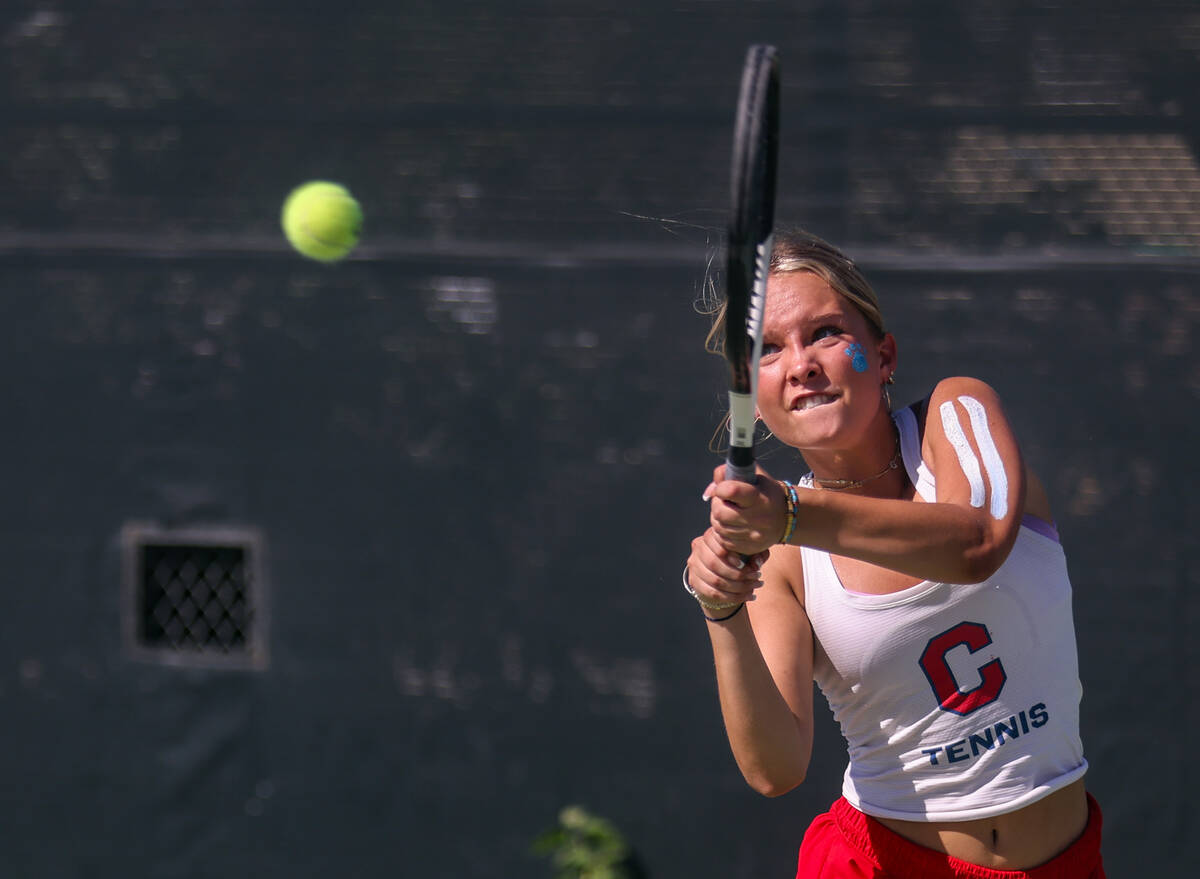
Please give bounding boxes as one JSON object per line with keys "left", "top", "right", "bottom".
{"left": 728, "top": 391, "right": 757, "bottom": 448}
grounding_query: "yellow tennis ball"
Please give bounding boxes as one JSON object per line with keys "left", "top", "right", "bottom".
{"left": 281, "top": 181, "right": 362, "bottom": 262}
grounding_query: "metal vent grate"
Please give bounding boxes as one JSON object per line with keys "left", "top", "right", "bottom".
{"left": 122, "top": 524, "right": 268, "bottom": 669}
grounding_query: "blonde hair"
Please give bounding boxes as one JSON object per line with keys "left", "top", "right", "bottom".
{"left": 703, "top": 228, "right": 886, "bottom": 356}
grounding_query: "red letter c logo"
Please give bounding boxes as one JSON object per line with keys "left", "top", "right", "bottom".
{"left": 919, "top": 622, "right": 1006, "bottom": 716}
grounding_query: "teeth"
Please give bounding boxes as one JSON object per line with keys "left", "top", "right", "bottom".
{"left": 796, "top": 394, "right": 836, "bottom": 411}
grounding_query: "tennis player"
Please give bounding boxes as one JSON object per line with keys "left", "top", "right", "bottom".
{"left": 684, "top": 230, "right": 1105, "bottom": 878}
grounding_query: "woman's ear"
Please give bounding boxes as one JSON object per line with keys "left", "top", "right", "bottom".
{"left": 878, "top": 332, "right": 898, "bottom": 383}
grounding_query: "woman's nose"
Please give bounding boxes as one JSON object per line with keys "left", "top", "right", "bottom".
{"left": 784, "top": 347, "right": 819, "bottom": 383}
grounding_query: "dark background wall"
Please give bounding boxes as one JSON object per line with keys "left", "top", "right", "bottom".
{"left": 1, "top": 1, "right": 1197, "bottom": 876}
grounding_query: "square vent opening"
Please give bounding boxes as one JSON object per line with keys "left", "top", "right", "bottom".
{"left": 122, "top": 524, "right": 268, "bottom": 669}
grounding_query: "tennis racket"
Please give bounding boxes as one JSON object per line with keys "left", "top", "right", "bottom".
{"left": 723, "top": 44, "right": 780, "bottom": 485}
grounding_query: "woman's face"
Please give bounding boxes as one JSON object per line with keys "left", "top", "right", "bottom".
{"left": 755, "top": 270, "right": 896, "bottom": 452}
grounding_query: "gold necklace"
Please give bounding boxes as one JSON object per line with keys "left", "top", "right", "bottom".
{"left": 812, "top": 427, "right": 902, "bottom": 492}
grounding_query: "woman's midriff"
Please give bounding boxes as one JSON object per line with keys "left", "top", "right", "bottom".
{"left": 873, "top": 778, "right": 1090, "bottom": 870}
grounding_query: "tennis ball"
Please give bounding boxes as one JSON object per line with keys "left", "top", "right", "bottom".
{"left": 281, "top": 181, "right": 362, "bottom": 262}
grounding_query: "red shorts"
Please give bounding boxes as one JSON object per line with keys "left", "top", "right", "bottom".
{"left": 795, "top": 794, "right": 1106, "bottom": 879}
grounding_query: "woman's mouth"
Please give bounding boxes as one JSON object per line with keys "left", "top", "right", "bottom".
{"left": 793, "top": 393, "right": 838, "bottom": 411}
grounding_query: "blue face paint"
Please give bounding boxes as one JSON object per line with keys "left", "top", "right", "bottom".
{"left": 846, "top": 342, "right": 869, "bottom": 373}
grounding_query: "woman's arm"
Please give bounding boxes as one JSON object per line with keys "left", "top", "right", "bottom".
{"left": 708, "top": 377, "right": 1028, "bottom": 585}
{"left": 686, "top": 530, "right": 814, "bottom": 796}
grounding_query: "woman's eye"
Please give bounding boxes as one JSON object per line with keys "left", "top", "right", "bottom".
{"left": 812, "top": 325, "right": 843, "bottom": 342}
{"left": 760, "top": 342, "right": 781, "bottom": 357}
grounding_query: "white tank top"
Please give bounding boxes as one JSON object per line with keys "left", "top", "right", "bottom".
{"left": 799, "top": 406, "right": 1088, "bottom": 821}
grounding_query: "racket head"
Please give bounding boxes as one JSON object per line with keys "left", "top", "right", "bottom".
{"left": 724, "top": 44, "right": 780, "bottom": 482}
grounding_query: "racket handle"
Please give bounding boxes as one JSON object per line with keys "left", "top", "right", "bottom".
{"left": 725, "top": 456, "right": 759, "bottom": 565}
{"left": 724, "top": 458, "right": 759, "bottom": 485}
{"left": 725, "top": 451, "right": 759, "bottom": 564}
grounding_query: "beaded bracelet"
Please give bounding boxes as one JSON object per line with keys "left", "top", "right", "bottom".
{"left": 779, "top": 480, "right": 799, "bottom": 545}
{"left": 681, "top": 565, "right": 745, "bottom": 621}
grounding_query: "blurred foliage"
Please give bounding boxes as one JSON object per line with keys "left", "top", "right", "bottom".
{"left": 532, "top": 805, "right": 646, "bottom": 879}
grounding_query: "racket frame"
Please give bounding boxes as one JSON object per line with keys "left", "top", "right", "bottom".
{"left": 723, "top": 44, "right": 780, "bottom": 484}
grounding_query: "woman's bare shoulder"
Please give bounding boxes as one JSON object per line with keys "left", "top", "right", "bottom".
{"left": 926, "top": 375, "right": 1004, "bottom": 407}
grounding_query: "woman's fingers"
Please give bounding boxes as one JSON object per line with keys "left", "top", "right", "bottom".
{"left": 688, "top": 532, "right": 767, "bottom": 602}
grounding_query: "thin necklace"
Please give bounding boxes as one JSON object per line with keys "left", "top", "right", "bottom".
{"left": 812, "top": 425, "right": 902, "bottom": 492}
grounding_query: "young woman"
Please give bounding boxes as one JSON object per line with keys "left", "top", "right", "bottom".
{"left": 683, "top": 230, "right": 1105, "bottom": 878}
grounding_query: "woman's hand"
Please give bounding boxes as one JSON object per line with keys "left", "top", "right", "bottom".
{"left": 705, "top": 465, "right": 789, "bottom": 557}
{"left": 685, "top": 527, "right": 770, "bottom": 612}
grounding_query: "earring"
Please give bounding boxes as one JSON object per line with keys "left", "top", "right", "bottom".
{"left": 882, "top": 383, "right": 893, "bottom": 411}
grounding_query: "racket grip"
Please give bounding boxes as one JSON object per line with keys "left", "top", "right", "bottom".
{"left": 725, "top": 457, "right": 758, "bottom": 565}
{"left": 724, "top": 458, "right": 759, "bottom": 485}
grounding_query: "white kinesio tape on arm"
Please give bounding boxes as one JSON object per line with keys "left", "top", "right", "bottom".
{"left": 958, "top": 395, "right": 1008, "bottom": 520}
{"left": 939, "top": 400, "right": 986, "bottom": 509}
